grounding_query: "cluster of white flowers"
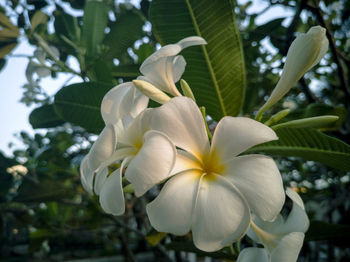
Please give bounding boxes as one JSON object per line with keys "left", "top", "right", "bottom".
{"left": 81, "top": 26, "right": 328, "bottom": 260}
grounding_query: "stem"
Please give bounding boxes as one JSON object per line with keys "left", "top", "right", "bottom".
{"left": 33, "top": 33, "right": 82, "bottom": 77}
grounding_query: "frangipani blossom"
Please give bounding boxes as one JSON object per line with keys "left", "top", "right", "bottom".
{"left": 139, "top": 36, "right": 207, "bottom": 97}
{"left": 146, "top": 97, "right": 285, "bottom": 252}
{"left": 257, "top": 26, "right": 328, "bottom": 119}
{"left": 237, "top": 188, "right": 309, "bottom": 262}
{"left": 101, "top": 82, "right": 149, "bottom": 130}
{"left": 80, "top": 110, "right": 176, "bottom": 216}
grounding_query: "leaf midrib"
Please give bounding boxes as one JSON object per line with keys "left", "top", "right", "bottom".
{"left": 251, "top": 145, "right": 350, "bottom": 156}
{"left": 184, "top": 0, "right": 226, "bottom": 116}
{"left": 55, "top": 100, "right": 100, "bottom": 111}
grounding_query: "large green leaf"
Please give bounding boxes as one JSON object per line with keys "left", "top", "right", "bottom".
{"left": 54, "top": 82, "right": 113, "bottom": 133}
{"left": 29, "top": 104, "right": 65, "bottom": 129}
{"left": 81, "top": 0, "right": 109, "bottom": 57}
{"left": 248, "top": 127, "right": 350, "bottom": 171}
{"left": 103, "top": 8, "right": 145, "bottom": 60}
{"left": 306, "top": 220, "right": 350, "bottom": 241}
{"left": 150, "top": 0, "right": 246, "bottom": 119}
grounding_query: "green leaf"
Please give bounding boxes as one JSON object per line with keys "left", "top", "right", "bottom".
{"left": 103, "top": 8, "right": 145, "bottom": 60}
{"left": 150, "top": 0, "right": 246, "bottom": 119}
{"left": 0, "top": 41, "right": 17, "bottom": 58}
{"left": 29, "top": 104, "right": 65, "bottom": 129}
{"left": 54, "top": 82, "right": 113, "bottom": 133}
{"left": 248, "top": 18, "right": 285, "bottom": 43}
{"left": 86, "top": 58, "right": 114, "bottom": 84}
{"left": 306, "top": 220, "right": 350, "bottom": 241}
{"left": 112, "top": 64, "right": 141, "bottom": 78}
{"left": 14, "top": 178, "right": 74, "bottom": 203}
{"left": 54, "top": 11, "right": 80, "bottom": 45}
{"left": 81, "top": 0, "right": 109, "bottom": 57}
{"left": 134, "top": 43, "right": 155, "bottom": 63}
{"left": 248, "top": 127, "right": 350, "bottom": 171}
{"left": 30, "top": 10, "right": 48, "bottom": 32}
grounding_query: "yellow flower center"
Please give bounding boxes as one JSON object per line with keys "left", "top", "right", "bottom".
{"left": 201, "top": 150, "right": 225, "bottom": 180}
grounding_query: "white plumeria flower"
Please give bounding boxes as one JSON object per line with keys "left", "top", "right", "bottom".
{"left": 139, "top": 36, "right": 207, "bottom": 97}
{"left": 101, "top": 82, "right": 149, "bottom": 130}
{"left": 80, "top": 81, "right": 149, "bottom": 196}
{"left": 146, "top": 97, "right": 285, "bottom": 252}
{"left": 257, "top": 26, "right": 328, "bottom": 119}
{"left": 237, "top": 188, "right": 309, "bottom": 262}
{"left": 80, "top": 110, "right": 176, "bottom": 216}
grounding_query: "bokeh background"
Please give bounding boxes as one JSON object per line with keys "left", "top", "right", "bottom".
{"left": 0, "top": 0, "right": 349, "bottom": 261}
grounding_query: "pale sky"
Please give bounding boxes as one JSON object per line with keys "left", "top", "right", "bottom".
{"left": 0, "top": 0, "right": 293, "bottom": 157}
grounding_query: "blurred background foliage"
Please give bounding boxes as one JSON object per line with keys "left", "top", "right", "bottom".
{"left": 0, "top": 0, "right": 349, "bottom": 261}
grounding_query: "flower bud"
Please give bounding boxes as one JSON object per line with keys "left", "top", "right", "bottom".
{"left": 257, "top": 26, "right": 329, "bottom": 120}
{"left": 133, "top": 80, "right": 171, "bottom": 104}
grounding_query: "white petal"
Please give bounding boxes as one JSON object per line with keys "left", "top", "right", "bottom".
{"left": 118, "top": 109, "right": 153, "bottom": 148}
{"left": 125, "top": 130, "right": 176, "bottom": 197}
{"left": 130, "top": 88, "right": 149, "bottom": 118}
{"left": 88, "top": 124, "right": 117, "bottom": 171}
{"left": 94, "top": 167, "right": 108, "bottom": 195}
{"left": 172, "top": 55, "right": 186, "bottom": 83}
{"left": 99, "top": 168, "right": 125, "bottom": 216}
{"left": 247, "top": 214, "right": 285, "bottom": 242}
{"left": 176, "top": 36, "right": 207, "bottom": 49}
{"left": 310, "top": 36, "right": 329, "bottom": 68}
{"left": 80, "top": 155, "right": 94, "bottom": 195}
{"left": 140, "top": 56, "right": 181, "bottom": 96}
{"left": 211, "top": 117, "right": 278, "bottom": 163}
{"left": 282, "top": 188, "right": 309, "bottom": 234}
{"left": 192, "top": 175, "right": 250, "bottom": 252}
{"left": 140, "top": 44, "right": 182, "bottom": 68}
{"left": 146, "top": 170, "right": 202, "bottom": 235}
{"left": 171, "top": 149, "right": 202, "bottom": 176}
{"left": 224, "top": 155, "right": 285, "bottom": 221}
{"left": 95, "top": 147, "right": 136, "bottom": 174}
{"left": 270, "top": 232, "right": 305, "bottom": 262}
{"left": 101, "top": 83, "right": 133, "bottom": 125}
{"left": 151, "top": 97, "right": 210, "bottom": 160}
{"left": 140, "top": 37, "right": 206, "bottom": 97}
{"left": 237, "top": 248, "right": 269, "bottom": 262}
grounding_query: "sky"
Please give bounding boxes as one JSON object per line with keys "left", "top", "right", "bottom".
{"left": 0, "top": 0, "right": 293, "bottom": 157}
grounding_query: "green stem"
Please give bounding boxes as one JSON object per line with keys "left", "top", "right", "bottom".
{"left": 33, "top": 33, "right": 82, "bottom": 77}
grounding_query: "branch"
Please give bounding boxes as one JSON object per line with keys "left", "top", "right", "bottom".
{"left": 305, "top": 2, "right": 350, "bottom": 105}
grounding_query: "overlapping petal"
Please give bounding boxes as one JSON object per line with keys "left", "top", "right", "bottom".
{"left": 146, "top": 170, "right": 202, "bottom": 235}
{"left": 192, "top": 175, "right": 250, "bottom": 252}
{"left": 101, "top": 82, "right": 149, "bottom": 126}
{"left": 223, "top": 155, "right": 285, "bottom": 221}
{"left": 125, "top": 130, "right": 176, "bottom": 197}
{"left": 80, "top": 155, "right": 94, "bottom": 195}
{"left": 237, "top": 248, "right": 269, "bottom": 262}
{"left": 99, "top": 168, "right": 125, "bottom": 216}
{"left": 244, "top": 188, "right": 309, "bottom": 262}
{"left": 118, "top": 109, "right": 153, "bottom": 148}
{"left": 151, "top": 97, "right": 209, "bottom": 160}
{"left": 211, "top": 117, "right": 278, "bottom": 163}
{"left": 140, "top": 36, "right": 206, "bottom": 96}
{"left": 88, "top": 124, "right": 117, "bottom": 171}
{"left": 280, "top": 188, "right": 310, "bottom": 234}
{"left": 269, "top": 232, "right": 305, "bottom": 262}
